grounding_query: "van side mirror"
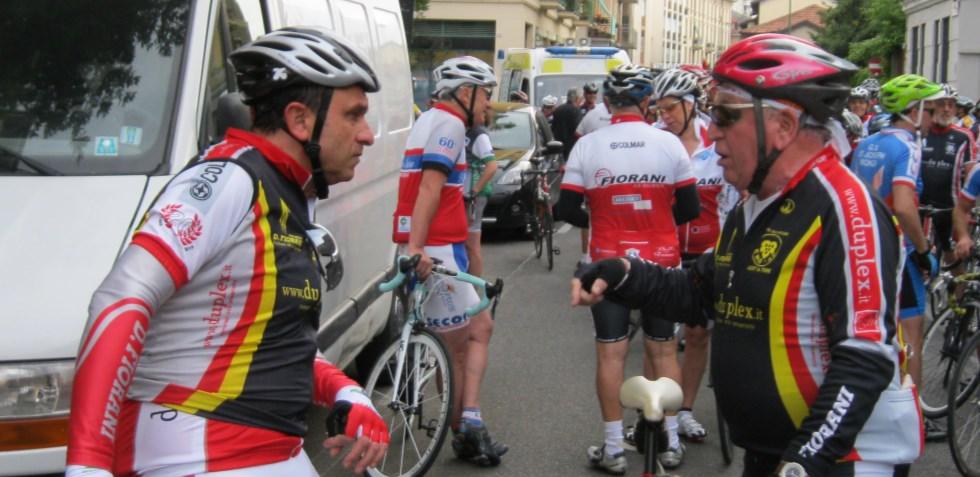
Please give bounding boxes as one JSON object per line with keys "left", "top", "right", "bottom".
{"left": 546, "top": 140, "right": 563, "bottom": 155}
{"left": 215, "top": 92, "right": 252, "bottom": 139}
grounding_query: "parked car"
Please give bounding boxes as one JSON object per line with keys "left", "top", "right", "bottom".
{"left": 482, "top": 102, "right": 564, "bottom": 232}
{"left": 0, "top": 0, "right": 411, "bottom": 475}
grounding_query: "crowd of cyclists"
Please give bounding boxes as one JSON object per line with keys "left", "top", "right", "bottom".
{"left": 63, "top": 23, "right": 980, "bottom": 477}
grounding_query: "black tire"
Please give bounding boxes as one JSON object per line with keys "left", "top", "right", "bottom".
{"left": 533, "top": 214, "right": 544, "bottom": 259}
{"left": 947, "top": 332, "right": 980, "bottom": 477}
{"left": 364, "top": 329, "right": 453, "bottom": 477}
{"left": 717, "top": 407, "right": 733, "bottom": 466}
{"left": 921, "top": 303, "right": 979, "bottom": 418}
{"left": 544, "top": 209, "right": 555, "bottom": 271}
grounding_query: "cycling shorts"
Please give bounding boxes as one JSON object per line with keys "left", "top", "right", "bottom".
{"left": 899, "top": 254, "right": 926, "bottom": 320}
{"left": 116, "top": 402, "right": 311, "bottom": 476}
{"left": 590, "top": 299, "right": 675, "bottom": 343}
{"left": 399, "top": 243, "right": 479, "bottom": 332}
{"left": 467, "top": 196, "right": 488, "bottom": 232}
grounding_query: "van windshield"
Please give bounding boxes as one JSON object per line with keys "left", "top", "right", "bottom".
{"left": 0, "top": 1, "right": 191, "bottom": 176}
{"left": 488, "top": 111, "right": 533, "bottom": 150}
{"left": 533, "top": 74, "right": 607, "bottom": 106}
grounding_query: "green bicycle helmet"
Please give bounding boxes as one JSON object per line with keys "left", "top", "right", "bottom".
{"left": 879, "top": 74, "right": 943, "bottom": 113}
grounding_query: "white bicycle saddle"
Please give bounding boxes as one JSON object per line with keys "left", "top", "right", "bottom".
{"left": 619, "top": 376, "right": 683, "bottom": 422}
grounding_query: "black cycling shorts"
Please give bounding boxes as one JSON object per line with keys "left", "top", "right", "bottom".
{"left": 925, "top": 209, "right": 953, "bottom": 253}
{"left": 590, "top": 299, "right": 674, "bottom": 342}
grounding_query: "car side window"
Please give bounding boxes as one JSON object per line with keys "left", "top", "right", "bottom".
{"left": 201, "top": 0, "right": 265, "bottom": 147}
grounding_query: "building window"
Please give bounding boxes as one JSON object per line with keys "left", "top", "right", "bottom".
{"left": 910, "top": 25, "right": 918, "bottom": 74}
{"left": 933, "top": 18, "right": 940, "bottom": 80}
{"left": 919, "top": 23, "right": 926, "bottom": 75}
{"left": 940, "top": 16, "right": 950, "bottom": 82}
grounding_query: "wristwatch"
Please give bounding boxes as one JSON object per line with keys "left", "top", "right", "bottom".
{"left": 776, "top": 462, "right": 807, "bottom": 477}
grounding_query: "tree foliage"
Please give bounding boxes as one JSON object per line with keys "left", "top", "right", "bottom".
{"left": 813, "top": 0, "right": 906, "bottom": 78}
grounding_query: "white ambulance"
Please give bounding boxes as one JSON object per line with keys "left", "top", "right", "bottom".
{"left": 0, "top": 0, "right": 411, "bottom": 474}
{"left": 499, "top": 46, "right": 631, "bottom": 106}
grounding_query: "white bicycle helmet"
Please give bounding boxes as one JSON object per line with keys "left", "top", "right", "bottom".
{"left": 848, "top": 87, "right": 870, "bottom": 101}
{"left": 541, "top": 95, "right": 559, "bottom": 107}
{"left": 859, "top": 78, "right": 880, "bottom": 97}
{"left": 230, "top": 27, "right": 379, "bottom": 104}
{"left": 433, "top": 56, "right": 497, "bottom": 93}
{"left": 652, "top": 68, "right": 700, "bottom": 101}
{"left": 841, "top": 110, "right": 864, "bottom": 138}
{"left": 940, "top": 83, "right": 958, "bottom": 99}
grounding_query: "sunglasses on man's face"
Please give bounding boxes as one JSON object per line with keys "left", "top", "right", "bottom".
{"left": 708, "top": 102, "right": 758, "bottom": 128}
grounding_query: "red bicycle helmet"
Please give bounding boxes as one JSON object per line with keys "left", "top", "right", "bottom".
{"left": 712, "top": 34, "right": 856, "bottom": 122}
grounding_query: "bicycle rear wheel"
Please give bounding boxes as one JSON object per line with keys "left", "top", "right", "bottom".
{"left": 921, "top": 309, "right": 959, "bottom": 417}
{"left": 532, "top": 214, "right": 544, "bottom": 259}
{"left": 364, "top": 329, "right": 453, "bottom": 477}
{"left": 947, "top": 333, "right": 980, "bottom": 477}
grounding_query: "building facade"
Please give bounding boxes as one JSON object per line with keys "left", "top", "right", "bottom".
{"left": 638, "top": 0, "right": 734, "bottom": 68}
{"left": 903, "top": 0, "right": 979, "bottom": 99}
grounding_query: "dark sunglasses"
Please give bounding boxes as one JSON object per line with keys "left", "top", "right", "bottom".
{"left": 707, "top": 103, "right": 757, "bottom": 128}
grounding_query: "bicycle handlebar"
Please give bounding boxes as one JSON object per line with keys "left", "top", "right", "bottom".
{"left": 378, "top": 255, "right": 504, "bottom": 317}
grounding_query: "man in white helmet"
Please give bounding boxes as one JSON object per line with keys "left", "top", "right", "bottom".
{"left": 391, "top": 55, "right": 507, "bottom": 466}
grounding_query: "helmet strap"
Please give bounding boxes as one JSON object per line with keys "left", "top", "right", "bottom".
{"left": 451, "top": 86, "right": 477, "bottom": 127}
{"left": 304, "top": 88, "right": 333, "bottom": 199}
{"left": 747, "top": 98, "right": 781, "bottom": 195}
{"left": 678, "top": 99, "right": 692, "bottom": 138}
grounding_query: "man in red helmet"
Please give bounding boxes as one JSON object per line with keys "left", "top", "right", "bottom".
{"left": 570, "top": 34, "right": 920, "bottom": 477}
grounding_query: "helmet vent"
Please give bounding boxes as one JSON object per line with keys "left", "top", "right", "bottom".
{"left": 739, "top": 59, "right": 780, "bottom": 71}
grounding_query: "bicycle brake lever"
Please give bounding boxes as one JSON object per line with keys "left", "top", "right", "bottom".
{"left": 486, "top": 278, "right": 504, "bottom": 300}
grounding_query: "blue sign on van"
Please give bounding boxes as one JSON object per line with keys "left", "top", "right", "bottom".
{"left": 95, "top": 137, "right": 119, "bottom": 156}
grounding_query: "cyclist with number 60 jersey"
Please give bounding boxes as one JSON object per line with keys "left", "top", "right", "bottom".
{"left": 66, "top": 28, "right": 389, "bottom": 477}
{"left": 391, "top": 55, "right": 507, "bottom": 467}
{"left": 573, "top": 35, "right": 920, "bottom": 477}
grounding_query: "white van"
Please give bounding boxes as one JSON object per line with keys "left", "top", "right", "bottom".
{"left": 0, "top": 0, "right": 411, "bottom": 475}
{"left": 499, "top": 46, "right": 630, "bottom": 106}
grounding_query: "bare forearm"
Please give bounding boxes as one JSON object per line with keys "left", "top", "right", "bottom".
{"left": 409, "top": 175, "right": 444, "bottom": 249}
{"left": 894, "top": 208, "right": 928, "bottom": 252}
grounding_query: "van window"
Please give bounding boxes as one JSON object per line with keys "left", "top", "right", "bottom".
{"left": 277, "top": 0, "right": 333, "bottom": 30}
{"left": 201, "top": 0, "right": 265, "bottom": 147}
{"left": 337, "top": 1, "right": 379, "bottom": 134}
{"left": 373, "top": 8, "right": 411, "bottom": 132}
{"left": 0, "top": 1, "right": 192, "bottom": 176}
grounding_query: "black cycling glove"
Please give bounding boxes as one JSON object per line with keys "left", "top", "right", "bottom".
{"left": 909, "top": 249, "right": 938, "bottom": 277}
{"left": 575, "top": 258, "right": 628, "bottom": 293}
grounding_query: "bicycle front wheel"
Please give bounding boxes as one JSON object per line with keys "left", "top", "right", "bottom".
{"left": 920, "top": 309, "right": 958, "bottom": 417}
{"left": 364, "top": 329, "right": 454, "bottom": 477}
{"left": 948, "top": 333, "right": 980, "bottom": 477}
{"left": 544, "top": 210, "right": 555, "bottom": 271}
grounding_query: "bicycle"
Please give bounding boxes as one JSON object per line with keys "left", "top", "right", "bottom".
{"left": 707, "top": 367, "right": 734, "bottom": 466}
{"left": 520, "top": 155, "right": 561, "bottom": 271}
{"left": 920, "top": 268, "right": 980, "bottom": 417}
{"left": 618, "top": 376, "right": 684, "bottom": 477}
{"left": 364, "top": 255, "right": 502, "bottom": 477}
{"left": 947, "top": 331, "right": 980, "bottom": 476}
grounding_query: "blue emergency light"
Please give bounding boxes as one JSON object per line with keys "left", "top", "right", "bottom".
{"left": 544, "top": 46, "right": 621, "bottom": 56}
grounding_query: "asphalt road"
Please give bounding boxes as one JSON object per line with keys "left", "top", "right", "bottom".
{"left": 323, "top": 224, "right": 962, "bottom": 477}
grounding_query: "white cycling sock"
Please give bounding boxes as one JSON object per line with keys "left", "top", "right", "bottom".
{"left": 604, "top": 420, "right": 624, "bottom": 455}
{"left": 665, "top": 415, "right": 680, "bottom": 449}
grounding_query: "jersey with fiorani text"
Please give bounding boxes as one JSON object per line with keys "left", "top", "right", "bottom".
{"left": 393, "top": 104, "right": 469, "bottom": 245}
{"left": 561, "top": 114, "right": 694, "bottom": 265}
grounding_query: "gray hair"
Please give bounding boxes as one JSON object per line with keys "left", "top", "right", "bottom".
{"left": 566, "top": 88, "right": 580, "bottom": 103}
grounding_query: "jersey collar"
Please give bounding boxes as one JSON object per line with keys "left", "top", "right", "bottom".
{"left": 433, "top": 103, "right": 467, "bottom": 124}
{"left": 224, "top": 128, "right": 311, "bottom": 188}
{"left": 610, "top": 113, "right": 645, "bottom": 124}
{"left": 781, "top": 144, "right": 840, "bottom": 194}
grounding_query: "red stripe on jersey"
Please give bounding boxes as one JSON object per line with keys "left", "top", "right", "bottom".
{"left": 204, "top": 419, "right": 302, "bottom": 472}
{"left": 817, "top": 157, "right": 884, "bottom": 342}
{"left": 676, "top": 177, "right": 696, "bottom": 187}
{"left": 111, "top": 400, "right": 140, "bottom": 476}
{"left": 610, "top": 114, "right": 644, "bottom": 124}
{"left": 132, "top": 232, "right": 189, "bottom": 288}
{"left": 78, "top": 298, "right": 152, "bottom": 368}
{"left": 434, "top": 103, "right": 467, "bottom": 124}
{"left": 405, "top": 147, "right": 424, "bottom": 157}
{"left": 153, "top": 383, "right": 196, "bottom": 405}
{"left": 680, "top": 185, "right": 723, "bottom": 254}
{"left": 197, "top": 200, "right": 268, "bottom": 392}
{"left": 783, "top": 225, "right": 823, "bottom": 407}
{"left": 204, "top": 141, "right": 248, "bottom": 160}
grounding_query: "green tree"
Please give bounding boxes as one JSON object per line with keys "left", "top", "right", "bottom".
{"left": 814, "top": 0, "right": 906, "bottom": 79}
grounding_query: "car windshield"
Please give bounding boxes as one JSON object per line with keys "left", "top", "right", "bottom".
{"left": 533, "top": 74, "right": 607, "bottom": 105}
{"left": 488, "top": 111, "right": 533, "bottom": 150}
{"left": 0, "top": 0, "right": 191, "bottom": 176}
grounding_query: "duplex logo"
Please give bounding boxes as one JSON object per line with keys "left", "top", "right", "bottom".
{"left": 748, "top": 233, "right": 782, "bottom": 273}
{"left": 598, "top": 172, "right": 667, "bottom": 186}
{"left": 609, "top": 140, "right": 644, "bottom": 150}
{"left": 714, "top": 295, "right": 764, "bottom": 321}
{"left": 281, "top": 279, "right": 320, "bottom": 302}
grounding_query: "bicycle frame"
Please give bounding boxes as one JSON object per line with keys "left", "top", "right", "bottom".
{"left": 379, "top": 255, "right": 503, "bottom": 407}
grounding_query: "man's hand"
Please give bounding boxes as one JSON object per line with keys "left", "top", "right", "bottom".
{"left": 955, "top": 236, "right": 974, "bottom": 260}
{"left": 570, "top": 258, "right": 629, "bottom": 306}
{"left": 323, "top": 387, "right": 390, "bottom": 474}
{"left": 407, "top": 245, "right": 433, "bottom": 279}
{"left": 910, "top": 249, "right": 938, "bottom": 277}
